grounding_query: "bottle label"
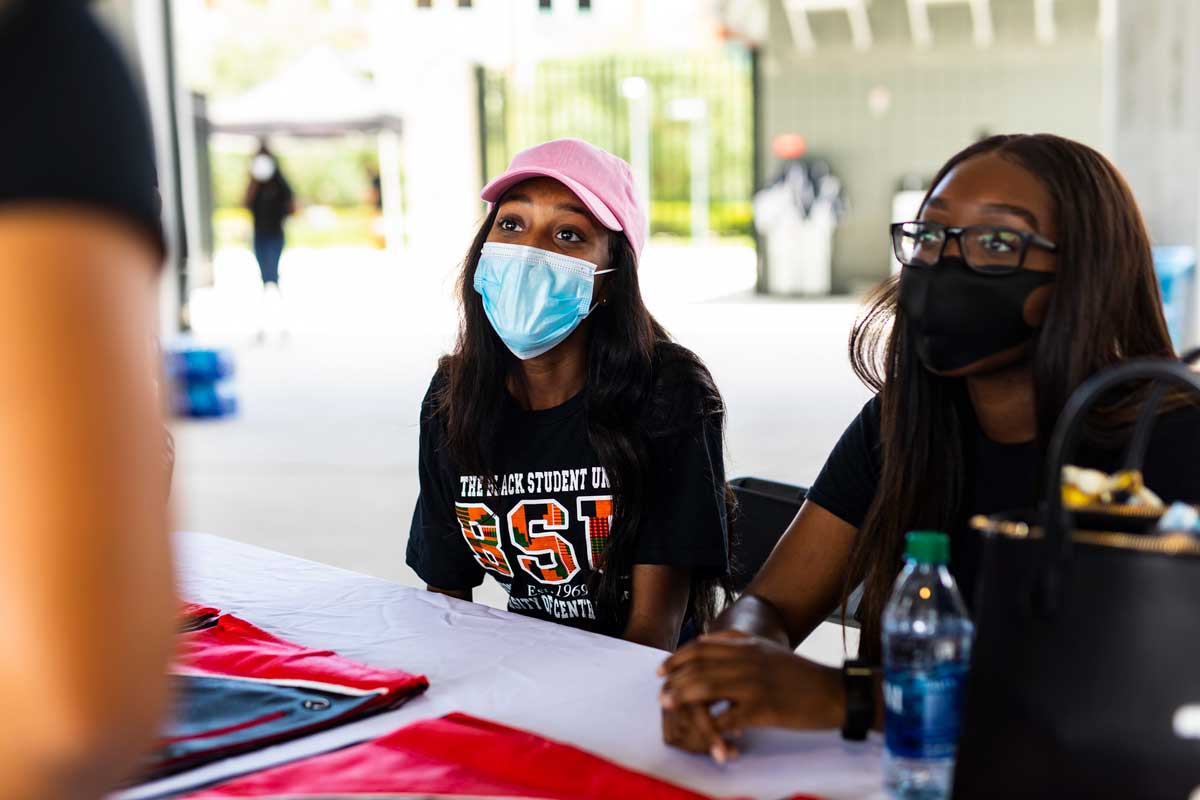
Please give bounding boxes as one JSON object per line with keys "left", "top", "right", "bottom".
{"left": 883, "top": 662, "right": 968, "bottom": 760}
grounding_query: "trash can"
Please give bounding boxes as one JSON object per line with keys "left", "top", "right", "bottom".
{"left": 1153, "top": 246, "right": 1196, "bottom": 350}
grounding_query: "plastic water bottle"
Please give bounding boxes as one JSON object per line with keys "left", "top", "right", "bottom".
{"left": 882, "top": 531, "right": 974, "bottom": 799}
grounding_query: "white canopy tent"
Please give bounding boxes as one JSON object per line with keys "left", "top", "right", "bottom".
{"left": 205, "top": 47, "right": 405, "bottom": 249}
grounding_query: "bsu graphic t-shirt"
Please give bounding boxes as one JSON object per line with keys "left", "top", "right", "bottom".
{"left": 407, "top": 374, "right": 729, "bottom": 637}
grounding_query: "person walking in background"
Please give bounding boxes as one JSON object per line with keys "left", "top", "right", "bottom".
{"left": 0, "top": 0, "right": 176, "bottom": 796}
{"left": 365, "top": 163, "right": 385, "bottom": 248}
{"left": 244, "top": 142, "right": 295, "bottom": 338}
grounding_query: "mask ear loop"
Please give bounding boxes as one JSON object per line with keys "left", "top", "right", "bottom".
{"left": 585, "top": 268, "right": 617, "bottom": 316}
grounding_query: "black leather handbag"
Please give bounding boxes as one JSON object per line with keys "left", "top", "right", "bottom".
{"left": 953, "top": 359, "right": 1200, "bottom": 799}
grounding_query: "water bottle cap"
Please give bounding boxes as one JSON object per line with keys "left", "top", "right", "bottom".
{"left": 905, "top": 531, "right": 950, "bottom": 564}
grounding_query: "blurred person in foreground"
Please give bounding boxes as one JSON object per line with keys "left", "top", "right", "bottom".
{"left": 0, "top": 0, "right": 175, "bottom": 797}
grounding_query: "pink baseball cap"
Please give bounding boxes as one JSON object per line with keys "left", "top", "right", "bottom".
{"left": 481, "top": 138, "right": 647, "bottom": 262}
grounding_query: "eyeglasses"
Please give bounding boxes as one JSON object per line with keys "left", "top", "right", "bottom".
{"left": 890, "top": 220, "right": 1058, "bottom": 276}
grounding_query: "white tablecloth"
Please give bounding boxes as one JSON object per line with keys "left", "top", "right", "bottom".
{"left": 121, "top": 532, "right": 884, "bottom": 800}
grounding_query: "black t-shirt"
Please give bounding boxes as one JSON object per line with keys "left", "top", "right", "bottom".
{"left": 250, "top": 177, "right": 293, "bottom": 236}
{"left": 809, "top": 394, "right": 1200, "bottom": 604}
{"left": 406, "top": 374, "right": 730, "bottom": 638}
{"left": 0, "top": 0, "right": 165, "bottom": 256}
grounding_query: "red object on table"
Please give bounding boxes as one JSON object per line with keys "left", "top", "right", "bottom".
{"left": 174, "top": 611, "right": 428, "bottom": 698}
{"left": 180, "top": 601, "right": 220, "bottom": 619}
{"left": 145, "top": 605, "right": 429, "bottom": 781}
{"left": 184, "top": 712, "right": 829, "bottom": 800}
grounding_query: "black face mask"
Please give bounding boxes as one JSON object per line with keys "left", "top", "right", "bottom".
{"left": 898, "top": 257, "right": 1056, "bottom": 373}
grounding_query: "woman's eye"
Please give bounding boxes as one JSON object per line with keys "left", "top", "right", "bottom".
{"left": 498, "top": 218, "right": 521, "bottom": 232}
{"left": 557, "top": 229, "right": 583, "bottom": 243}
{"left": 980, "top": 233, "right": 1018, "bottom": 252}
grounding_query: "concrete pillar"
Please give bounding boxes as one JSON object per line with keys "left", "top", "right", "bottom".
{"left": 1108, "top": 0, "right": 1200, "bottom": 247}
{"left": 377, "top": 127, "right": 406, "bottom": 251}
{"left": 1106, "top": 0, "right": 1200, "bottom": 345}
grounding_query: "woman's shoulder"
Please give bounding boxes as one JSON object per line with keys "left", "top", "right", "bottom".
{"left": 859, "top": 393, "right": 883, "bottom": 434}
{"left": 1147, "top": 399, "right": 1200, "bottom": 449}
{"left": 0, "top": 0, "right": 165, "bottom": 257}
{"left": 1141, "top": 400, "right": 1200, "bottom": 502}
{"left": 421, "top": 362, "right": 453, "bottom": 417}
{"left": 649, "top": 341, "right": 723, "bottom": 420}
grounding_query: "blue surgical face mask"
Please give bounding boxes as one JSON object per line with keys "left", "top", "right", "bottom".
{"left": 473, "top": 242, "right": 614, "bottom": 360}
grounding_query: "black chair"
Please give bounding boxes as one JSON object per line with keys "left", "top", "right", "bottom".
{"left": 677, "top": 476, "right": 807, "bottom": 647}
{"left": 729, "top": 476, "right": 808, "bottom": 592}
{"left": 728, "top": 476, "right": 861, "bottom": 628}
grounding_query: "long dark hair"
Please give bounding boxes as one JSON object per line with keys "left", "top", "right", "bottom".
{"left": 434, "top": 200, "right": 732, "bottom": 629}
{"left": 844, "top": 134, "right": 1175, "bottom": 659}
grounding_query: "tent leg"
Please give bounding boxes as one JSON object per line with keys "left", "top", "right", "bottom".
{"left": 378, "top": 128, "right": 405, "bottom": 254}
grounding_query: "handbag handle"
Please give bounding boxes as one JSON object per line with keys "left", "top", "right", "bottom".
{"left": 1124, "top": 350, "right": 1200, "bottom": 469}
{"left": 1037, "top": 357, "right": 1200, "bottom": 612}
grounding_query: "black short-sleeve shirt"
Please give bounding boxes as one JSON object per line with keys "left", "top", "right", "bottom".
{"left": 0, "top": 0, "right": 165, "bottom": 255}
{"left": 250, "top": 176, "right": 294, "bottom": 237}
{"left": 807, "top": 396, "right": 885, "bottom": 531}
{"left": 407, "top": 372, "right": 730, "bottom": 638}
{"left": 809, "top": 394, "right": 1200, "bottom": 603}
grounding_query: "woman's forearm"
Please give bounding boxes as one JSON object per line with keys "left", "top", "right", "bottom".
{"left": 712, "top": 593, "right": 793, "bottom": 646}
{"left": 0, "top": 210, "right": 175, "bottom": 798}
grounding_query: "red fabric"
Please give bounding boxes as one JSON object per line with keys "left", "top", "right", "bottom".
{"left": 180, "top": 601, "right": 220, "bottom": 619}
{"left": 175, "top": 611, "right": 428, "bottom": 699}
{"left": 142, "top": 603, "right": 429, "bottom": 782}
{"left": 184, "top": 713, "right": 826, "bottom": 800}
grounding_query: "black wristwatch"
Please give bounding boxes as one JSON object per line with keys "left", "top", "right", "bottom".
{"left": 841, "top": 658, "right": 877, "bottom": 741}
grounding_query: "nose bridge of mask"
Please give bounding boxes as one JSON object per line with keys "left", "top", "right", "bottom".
{"left": 927, "top": 257, "right": 986, "bottom": 327}
{"left": 482, "top": 242, "right": 602, "bottom": 279}
{"left": 480, "top": 243, "right": 606, "bottom": 312}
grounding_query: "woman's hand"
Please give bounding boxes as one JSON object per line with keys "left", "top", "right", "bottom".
{"left": 658, "top": 631, "right": 846, "bottom": 743}
{"left": 661, "top": 702, "right": 739, "bottom": 763}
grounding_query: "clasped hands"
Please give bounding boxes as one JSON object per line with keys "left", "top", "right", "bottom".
{"left": 657, "top": 630, "right": 845, "bottom": 763}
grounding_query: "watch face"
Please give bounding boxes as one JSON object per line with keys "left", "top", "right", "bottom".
{"left": 842, "top": 660, "right": 876, "bottom": 740}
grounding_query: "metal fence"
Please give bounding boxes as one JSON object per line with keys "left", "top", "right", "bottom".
{"left": 478, "top": 49, "right": 758, "bottom": 241}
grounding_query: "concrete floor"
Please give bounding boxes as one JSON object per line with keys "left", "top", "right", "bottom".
{"left": 173, "top": 243, "right": 874, "bottom": 625}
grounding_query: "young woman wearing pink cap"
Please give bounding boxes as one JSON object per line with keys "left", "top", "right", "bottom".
{"left": 406, "top": 139, "right": 731, "bottom": 651}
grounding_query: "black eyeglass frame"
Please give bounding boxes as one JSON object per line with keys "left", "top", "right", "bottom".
{"left": 890, "top": 220, "right": 1058, "bottom": 275}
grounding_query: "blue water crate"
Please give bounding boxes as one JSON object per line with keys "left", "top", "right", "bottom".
{"left": 164, "top": 347, "right": 236, "bottom": 384}
{"left": 174, "top": 380, "right": 239, "bottom": 419}
{"left": 164, "top": 342, "right": 238, "bottom": 419}
{"left": 1153, "top": 246, "right": 1196, "bottom": 350}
